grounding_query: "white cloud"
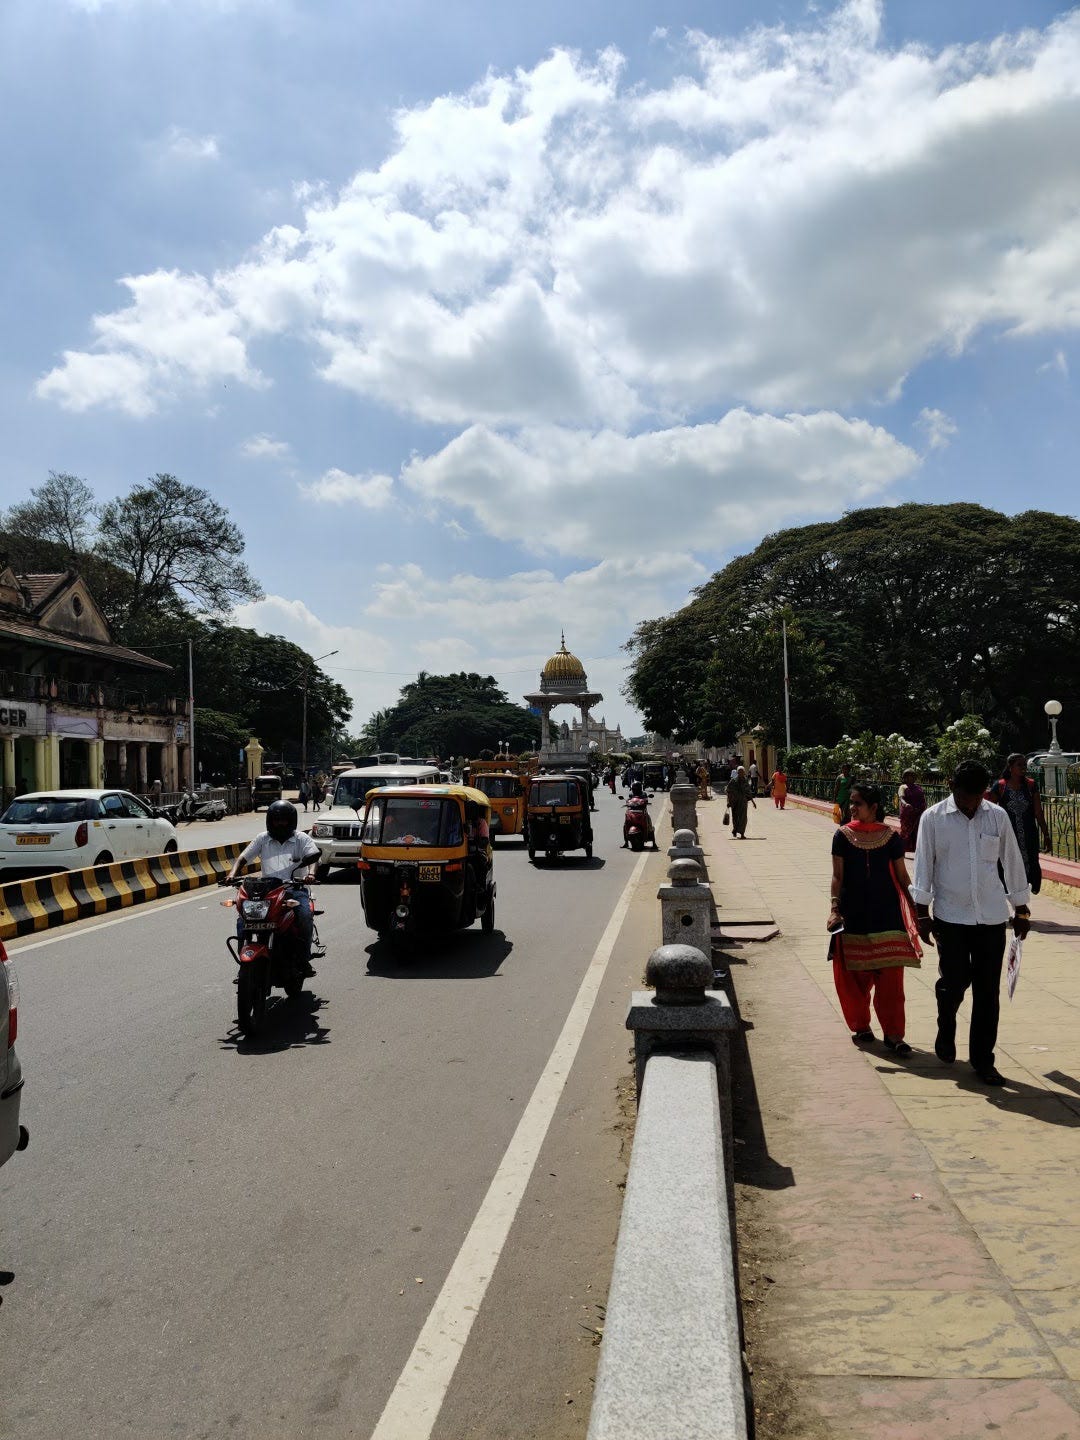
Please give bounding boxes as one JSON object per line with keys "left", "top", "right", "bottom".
{"left": 159, "top": 126, "right": 220, "bottom": 163}
{"left": 240, "top": 433, "right": 291, "bottom": 460}
{"left": 233, "top": 557, "right": 688, "bottom": 734}
{"left": 916, "top": 407, "right": 958, "bottom": 450}
{"left": 401, "top": 410, "right": 918, "bottom": 558}
{"left": 36, "top": 6, "right": 1080, "bottom": 423}
{"left": 1038, "top": 348, "right": 1069, "bottom": 379}
{"left": 302, "top": 467, "right": 394, "bottom": 508}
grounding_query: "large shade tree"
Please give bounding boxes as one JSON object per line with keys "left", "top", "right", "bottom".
{"left": 625, "top": 503, "right": 1080, "bottom": 753}
{"left": 359, "top": 672, "right": 541, "bottom": 759}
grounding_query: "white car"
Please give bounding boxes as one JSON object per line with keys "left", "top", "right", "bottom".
{"left": 309, "top": 764, "right": 440, "bottom": 874}
{"left": 0, "top": 789, "right": 180, "bottom": 872}
{"left": 1, "top": 941, "right": 28, "bottom": 1170}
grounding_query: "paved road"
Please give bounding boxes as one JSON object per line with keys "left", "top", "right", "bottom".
{"left": 0, "top": 790, "right": 654, "bottom": 1439}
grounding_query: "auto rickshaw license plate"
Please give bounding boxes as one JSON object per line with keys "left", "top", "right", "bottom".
{"left": 419, "top": 865, "right": 441, "bottom": 882}
{"left": 559, "top": 815, "right": 572, "bottom": 824}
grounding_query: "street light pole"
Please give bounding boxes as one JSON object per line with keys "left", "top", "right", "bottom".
{"left": 300, "top": 650, "right": 339, "bottom": 778}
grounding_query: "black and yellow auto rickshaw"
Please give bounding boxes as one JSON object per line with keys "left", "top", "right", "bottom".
{"left": 526, "top": 773, "right": 593, "bottom": 862}
{"left": 467, "top": 771, "right": 529, "bottom": 837}
{"left": 358, "top": 785, "right": 496, "bottom": 945}
{"left": 252, "top": 773, "right": 283, "bottom": 811}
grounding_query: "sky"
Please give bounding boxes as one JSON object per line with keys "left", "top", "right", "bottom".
{"left": 3, "top": 0, "right": 1078, "bottom": 739}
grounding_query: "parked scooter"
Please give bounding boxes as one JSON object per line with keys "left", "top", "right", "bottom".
{"left": 221, "top": 866, "right": 323, "bottom": 1036}
{"left": 179, "top": 789, "right": 226, "bottom": 823}
{"left": 622, "top": 793, "right": 659, "bottom": 852}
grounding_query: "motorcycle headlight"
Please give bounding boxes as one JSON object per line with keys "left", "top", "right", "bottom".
{"left": 242, "top": 899, "right": 270, "bottom": 920}
{"left": 312, "top": 824, "right": 332, "bottom": 838}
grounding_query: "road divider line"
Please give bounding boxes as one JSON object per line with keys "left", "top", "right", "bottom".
{"left": 370, "top": 844, "right": 654, "bottom": 1440}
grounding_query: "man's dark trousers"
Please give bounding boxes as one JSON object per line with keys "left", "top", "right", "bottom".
{"left": 933, "top": 920, "right": 1007, "bottom": 1069}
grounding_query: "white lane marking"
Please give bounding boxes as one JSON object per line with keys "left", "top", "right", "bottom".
{"left": 370, "top": 845, "right": 652, "bottom": 1440}
{"left": 7, "top": 888, "right": 216, "bottom": 955}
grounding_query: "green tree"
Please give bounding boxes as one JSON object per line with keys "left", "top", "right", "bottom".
{"left": 625, "top": 503, "right": 1080, "bottom": 752}
{"left": 359, "top": 672, "right": 541, "bottom": 759}
{"left": 97, "top": 473, "right": 262, "bottom": 621}
{"left": 3, "top": 471, "right": 96, "bottom": 559}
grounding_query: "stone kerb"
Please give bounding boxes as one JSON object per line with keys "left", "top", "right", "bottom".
{"left": 669, "top": 783, "right": 698, "bottom": 837}
{"left": 657, "top": 856, "right": 713, "bottom": 958}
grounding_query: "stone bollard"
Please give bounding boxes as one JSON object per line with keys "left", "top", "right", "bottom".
{"left": 658, "top": 856, "right": 713, "bottom": 957}
{"left": 626, "top": 943, "right": 739, "bottom": 1187}
{"left": 670, "top": 782, "right": 698, "bottom": 836}
{"left": 667, "top": 825, "right": 707, "bottom": 870}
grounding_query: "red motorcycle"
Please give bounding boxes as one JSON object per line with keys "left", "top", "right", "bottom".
{"left": 223, "top": 869, "right": 322, "bottom": 1036}
{"left": 623, "top": 796, "right": 659, "bottom": 852}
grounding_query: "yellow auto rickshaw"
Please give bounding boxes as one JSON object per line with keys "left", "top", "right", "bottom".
{"left": 358, "top": 785, "right": 496, "bottom": 945}
{"left": 526, "top": 773, "right": 594, "bottom": 862}
{"left": 467, "top": 770, "right": 529, "bottom": 838}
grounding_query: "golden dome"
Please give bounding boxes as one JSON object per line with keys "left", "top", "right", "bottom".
{"left": 542, "top": 634, "right": 587, "bottom": 684}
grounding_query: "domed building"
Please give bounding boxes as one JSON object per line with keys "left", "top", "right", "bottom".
{"left": 523, "top": 635, "right": 623, "bottom": 757}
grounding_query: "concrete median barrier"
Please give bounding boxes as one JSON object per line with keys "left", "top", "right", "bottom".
{"left": 0, "top": 844, "right": 245, "bottom": 941}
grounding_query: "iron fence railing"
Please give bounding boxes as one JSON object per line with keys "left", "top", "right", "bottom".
{"left": 0, "top": 667, "right": 181, "bottom": 716}
{"left": 787, "top": 776, "right": 1080, "bottom": 864}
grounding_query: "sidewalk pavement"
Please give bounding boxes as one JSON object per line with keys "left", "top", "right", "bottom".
{"left": 697, "top": 793, "right": 1080, "bottom": 1439}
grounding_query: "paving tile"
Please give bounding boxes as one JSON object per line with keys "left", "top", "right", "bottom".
{"left": 767, "top": 1289, "right": 1057, "bottom": 1378}
{"left": 784, "top": 1376, "right": 1080, "bottom": 1440}
{"left": 978, "top": 1225, "right": 1080, "bottom": 1290}
{"left": 1017, "top": 1288, "right": 1080, "bottom": 1379}
{"left": 938, "top": 1167, "right": 1079, "bottom": 1227}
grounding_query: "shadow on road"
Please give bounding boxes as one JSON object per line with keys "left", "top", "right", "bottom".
{"left": 528, "top": 855, "right": 607, "bottom": 869}
{"left": 365, "top": 931, "right": 513, "bottom": 979}
{"left": 220, "top": 991, "right": 330, "bottom": 1054}
{"left": 0, "top": 1269, "right": 13, "bottom": 1308}
{"left": 872, "top": 1051, "right": 1080, "bottom": 1127}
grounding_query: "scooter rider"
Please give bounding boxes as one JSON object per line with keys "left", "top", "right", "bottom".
{"left": 622, "top": 781, "right": 658, "bottom": 849}
{"left": 225, "top": 800, "right": 320, "bottom": 976}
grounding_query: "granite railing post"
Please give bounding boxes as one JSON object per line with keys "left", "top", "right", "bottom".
{"left": 669, "top": 782, "right": 698, "bottom": 837}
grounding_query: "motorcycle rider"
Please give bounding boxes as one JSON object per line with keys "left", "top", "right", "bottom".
{"left": 224, "top": 800, "right": 321, "bottom": 976}
{"left": 621, "top": 781, "right": 659, "bottom": 850}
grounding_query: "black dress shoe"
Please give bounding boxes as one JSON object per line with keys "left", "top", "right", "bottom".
{"left": 974, "top": 1065, "right": 1006, "bottom": 1086}
{"left": 935, "top": 1026, "right": 956, "bottom": 1064}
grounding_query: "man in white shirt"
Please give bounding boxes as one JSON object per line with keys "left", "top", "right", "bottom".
{"left": 911, "top": 760, "right": 1030, "bottom": 1086}
{"left": 226, "top": 801, "right": 321, "bottom": 974}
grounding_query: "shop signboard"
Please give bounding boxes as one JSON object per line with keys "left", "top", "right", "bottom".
{"left": 0, "top": 700, "right": 46, "bottom": 735}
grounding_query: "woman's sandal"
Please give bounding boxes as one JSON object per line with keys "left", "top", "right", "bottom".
{"left": 851, "top": 1029, "right": 875, "bottom": 1047}
{"left": 883, "top": 1036, "right": 913, "bottom": 1057}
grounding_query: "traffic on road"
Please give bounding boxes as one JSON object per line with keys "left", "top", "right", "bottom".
{"left": 0, "top": 771, "right": 663, "bottom": 1438}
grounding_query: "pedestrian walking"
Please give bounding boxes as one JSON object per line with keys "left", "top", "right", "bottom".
{"left": 312, "top": 779, "right": 324, "bottom": 814}
{"left": 724, "top": 766, "right": 755, "bottom": 838}
{"left": 771, "top": 766, "right": 788, "bottom": 810}
{"left": 833, "top": 761, "right": 854, "bottom": 822}
{"left": 898, "top": 769, "right": 926, "bottom": 853}
{"left": 696, "top": 760, "right": 711, "bottom": 801}
{"left": 298, "top": 778, "right": 310, "bottom": 812}
{"left": 988, "top": 753, "right": 1050, "bottom": 895}
{"left": 828, "top": 782, "right": 922, "bottom": 1054}
{"left": 748, "top": 760, "right": 759, "bottom": 796}
{"left": 912, "top": 760, "right": 1030, "bottom": 1086}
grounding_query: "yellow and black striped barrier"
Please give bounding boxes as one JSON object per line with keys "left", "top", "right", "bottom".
{"left": 0, "top": 844, "right": 245, "bottom": 941}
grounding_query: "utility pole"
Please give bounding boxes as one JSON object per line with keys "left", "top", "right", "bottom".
{"left": 300, "top": 649, "right": 339, "bottom": 778}
{"left": 187, "top": 639, "right": 196, "bottom": 788}
{"left": 782, "top": 617, "right": 792, "bottom": 754}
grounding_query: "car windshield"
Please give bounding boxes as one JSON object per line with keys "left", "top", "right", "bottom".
{"left": 362, "top": 796, "right": 462, "bottom": 847}
{"left": 2, "top": 796, "right": 101, "bottom": 824}
{"left": 531, "top": 780, "right": 577, "bottom": 807}
{"left": 475, "top": 776, "right": 519, "bottom": 799}
{"left": 335, "top": 775, "right": 391, "bottom": 809}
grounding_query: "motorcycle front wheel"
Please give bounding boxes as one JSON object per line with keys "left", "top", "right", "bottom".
{"left": 237, "top": 964, "right": 269, "bottom": 1036}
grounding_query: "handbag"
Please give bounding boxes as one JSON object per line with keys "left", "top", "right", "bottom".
{"left": 832, "top": 803, "right": 843, "bottom": 825}
{"left": 722, "top": 810, "right": 730, "bottom": 827}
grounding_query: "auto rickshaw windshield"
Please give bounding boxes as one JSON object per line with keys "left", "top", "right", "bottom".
{"left": 363, "top": 795, "right": 464, "bottom": 847}
{"left": 531, "top": 780, "right": 578, "bottom": 806}
{"left": 475, "top": 775, "right": 519, "bottom": 799}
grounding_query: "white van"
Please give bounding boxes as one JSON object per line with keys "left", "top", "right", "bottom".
{"left": 308, "top": 764, "right": 440, "bottom": 874}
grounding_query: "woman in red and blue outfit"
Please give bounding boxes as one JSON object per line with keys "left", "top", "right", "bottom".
{"left": 828, "top": 782, "right": 923, "bottom": 1055}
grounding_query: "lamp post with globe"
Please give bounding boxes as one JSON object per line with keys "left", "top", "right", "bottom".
{"left": 1042, "top": 700, "right": 1068, "bottom": 796}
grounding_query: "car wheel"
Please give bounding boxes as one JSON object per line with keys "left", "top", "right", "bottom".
{"left": 481, "top": 894, "right": 495, "bottom": 933}
{"left": 92, "top": 852, "right": 113, "bottom": 866}
{"left": 528, "top": 846, "right": 536, "bottom": 861}
{"left": 585, "top": 843, "right": 593, "bottom": 859}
